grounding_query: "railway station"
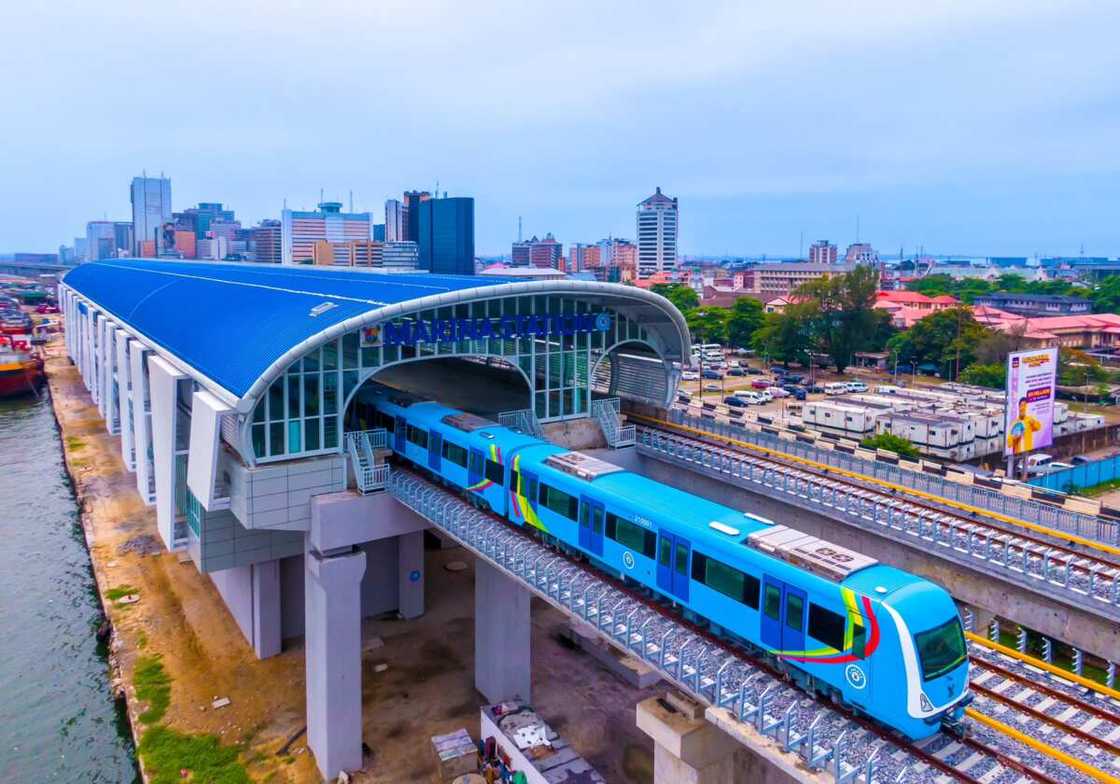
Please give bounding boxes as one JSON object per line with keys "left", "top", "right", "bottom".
{"left": 58, "top": 258, "right": 1120, "bottom": 784}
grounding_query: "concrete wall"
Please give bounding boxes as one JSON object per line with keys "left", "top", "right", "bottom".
{"left": 189, "top": 506, "right": 303, "bottom": 573}
{"left": 226, "top": 452, "right": 346, "bottom": 532}
{"left": 610, "top": 448, "right": 1120, "bottom": 661}
{"left": 210, "top": 564, "right": 254, "bottom": 642}
{"left": 359, "top": 538, "right": 399, "bottom": 618}
{"left": 280, "top": 554, "right": 306, "bottom": 641}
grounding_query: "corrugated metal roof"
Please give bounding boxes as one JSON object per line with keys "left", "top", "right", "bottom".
{"left": 63, "top": 259, "right": 518, "bottom": 398}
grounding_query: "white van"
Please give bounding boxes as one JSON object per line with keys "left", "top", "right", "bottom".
{"left": 824, "top": 382, "right": 849, "bottom": 395}
{"left": 733, "top": 390, "right": 762, "bottom": 405}
{"left": 1025, "top": 453, "right": 1054, "bottom": 475}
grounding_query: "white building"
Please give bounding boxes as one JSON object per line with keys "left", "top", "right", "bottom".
{"left": 636, "top": 187, "right": 678, "bottom": 279}
{"left": 382, "top": 240, "right": 419, "bottom": 269}
{"left": 385, "top": 199, "right": 403, "bottom": 242}
{"left": 130, "top": 175, "right": 172, "bottom": 255}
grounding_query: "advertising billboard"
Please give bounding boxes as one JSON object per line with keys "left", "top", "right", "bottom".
{"left": 1004, "top": 347, "right": 1058, "bottom": 456}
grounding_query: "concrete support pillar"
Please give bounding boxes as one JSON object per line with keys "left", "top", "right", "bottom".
{"left": 474, "top": 559, "right": 531, "bottom": 704}
{"left": 147, "top": 355, "right": 187, "bottom": 550}
{"left": 397, "top": 531, "right": 424, "bottom": 620}
{"left": 305, "top": 542, "right": 367, "bottom": 781}
{"left": 968, "top": 605, "right": 996, "bottom": 637}
{"left": 636, "top": 697, "right": 753, "bottom": 784}
{"left": 252, "top": 560, "right": 282, "bottom": 659}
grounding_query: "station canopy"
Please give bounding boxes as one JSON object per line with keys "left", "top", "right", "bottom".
{"left": 64, "top": 259, "right": 690, "bottom": 430}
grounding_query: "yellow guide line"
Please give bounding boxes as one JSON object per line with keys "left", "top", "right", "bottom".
{"left": 966, "top": 707, "right": 1120, "bottom": 784}
{"left": 635, "top": 414, "right": 1120, "bottom": 560}
{"left": 966, "top": 631, "right": 1120, "bottom": 702}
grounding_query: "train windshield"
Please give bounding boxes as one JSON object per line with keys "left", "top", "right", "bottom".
{"left": 914, "top": 618, "right": 967, "bottom": 681}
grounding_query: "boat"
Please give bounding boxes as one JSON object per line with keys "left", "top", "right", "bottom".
{"left": 0, "top": 336, "right": 44, "bottom": 398}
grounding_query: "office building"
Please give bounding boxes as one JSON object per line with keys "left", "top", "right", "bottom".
{"left": 636, "top": 187, "right": 678, "bottom": 278}
{"left": 808, "top": 240, "right": 837, "bottom": 265}
{"left": 252, "top": 220, "right": 282, "bottom": 264}
{"left": 130, "top": 175, "right": 172, "bottom": 255}
{"left": 385, "top": 200, "right": 403, "bottom": 242}
{"left": 173, "top": 203, "right": 235, "bottom": 238}
{"left": 845, "top": 242, "right": 879, "bottom": 264}
{"left": 73, "top": 237, "right": 88, "bottom": 262}
{"left": 382, "top": 241, "right": 419, "bottom": 269}
{"left": 372, "top": 224, "right": 386, "bottom": 242}
{"left": 417, "top": 196, "right": 474, "bottom": 275}
{"left": 741, "top": 262, "right": 860, "bottom": 298}
{"left": 402, "top": 190, "right": 431, "bottom": 243}
{"left": 568, "top": 242, "right": 593, "bottom": 272}
{"left": 512, "top": 234, "right": 563, "bottom": 269}
{"left": 973, "top": 293, "right": 1093, "bottom": 318}
{"left": 197, "top": 236, "right": 229, "bottom": 261}
{"left": 172, "top": 230, "right": 197, "bottom": 258}
{"left": 86, "top": 221, "right": 117, "bottom": 261}
{"left": 281, "top": 202, "right": 372, "bottom": 265}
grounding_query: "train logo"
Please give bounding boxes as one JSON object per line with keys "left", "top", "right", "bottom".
{"left": 845, "top": 664, "right": 867, "bottom": 690}
{"left": 622, "top": 551, "right": 636, "bottom": 570}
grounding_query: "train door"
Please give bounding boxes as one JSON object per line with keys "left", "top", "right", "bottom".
{"left": 656, "top": 532, "right": 691, "bottom": 602}
{"left": 427, "top": 431, "right": 442, "bottom": 471}
{"left": 760, "top": 577, "right": 807, "bottom": 653}
{"left": 578, "top": 497, "right": 605, "bottom": 557}
{"left": 393, "top": 416, "right": 406, "bottom": 452}
{"left": 468, "top": 448, "right": 485, "bottom": 488}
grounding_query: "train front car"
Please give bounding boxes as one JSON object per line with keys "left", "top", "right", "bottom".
{"left": 844, "top": 566, "right": 971, "bottom": 739}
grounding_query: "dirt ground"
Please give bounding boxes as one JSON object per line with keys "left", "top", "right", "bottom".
{"left": 45, "top": 336, "right": 659, "bottom": 783}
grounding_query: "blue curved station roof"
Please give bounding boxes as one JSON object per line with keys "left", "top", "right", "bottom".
{"left": 64, "top": 259, "right": 519, "bottom": 398}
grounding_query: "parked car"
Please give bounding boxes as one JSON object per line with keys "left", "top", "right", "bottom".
{"left": 727, "top": 368, "right": 745, "bottom": 377}
{"left": 746, "top": 366, "right": 764, "bottom": 375}
{"left": 704, "top": 383, "right": 722, "bottom": 392}
{"left": 824, "top": 382, "right": 849, "bottom": 395}
{"left": 769, "top": 365, "right": 788, "bottom": 375}
{"left": 724, "top": 395, "right": 749, "bottom": 408}
{"left": 755, "top": 390, "right": 774, "bottom": 403}
{"left": 806, "top": 384, "right": 824, "bottom": 394}
{"left": 846, "top": 381, "right": 869, "bottom": 393}
{"left": 789, "top": 387, "right": 807, "bottom": 401}
{"left": 733, "top": 390, "right": 763, "bottom": 405}
{"left": 1045, "top": 461, "right": 1075, "bottom": 474}
{"left": 783, "top": 373, "right": 804, "bottom": 383}
{"left": 751, "top": 378, "right": 772, "bottom": 390}
{"left": 767, "top": 386, "right": 791, "bottom": 398}
{"left": 1025, "top": 453, "right": 1055, "bottom": 475}
{"left": 702, "top": 369, "right": 723, "bottom": 380}
{"left": 1070, "top": 456, "right": 1092, "bottom": 465}
{"left": 681, "top": 371, "right": 699, "bottom": 380}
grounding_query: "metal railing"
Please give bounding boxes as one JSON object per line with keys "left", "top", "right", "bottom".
{"left": 498, "top": 408, "right": 545, "bottom": 439}
{"left": 636, "top": 427, "right": 1120, "bottom": 616}
{"left": 666, "top": 410, "right": 1120, "bottom": 546}
{"left": 592, "top": 397, "right": 636, "bottom": 447}
{"left": 344, "top": 429, "right": 388, "bottom": 494}
{"left": 387, "top": 469, "right": 903, "bottom": 784}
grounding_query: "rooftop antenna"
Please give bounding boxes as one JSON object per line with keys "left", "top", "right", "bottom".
{"left": 435, "top": 180, "right": 440, "bottom": 199}
{"left": 349, "top": 190, "right": 353, "bottom": 213}
{"left": 518, "top": 216, "right": 523, "bottom": 243}
{"left": 320, "top": 187, "right": 324, "bottom": 206}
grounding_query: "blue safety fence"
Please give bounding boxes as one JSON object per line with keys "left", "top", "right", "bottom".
{"left": 1029, "top": 454, "right": 1120, "bottom": 491}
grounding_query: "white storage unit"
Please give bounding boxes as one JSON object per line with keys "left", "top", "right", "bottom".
{"left": 801, "top": 401, "right": 881, "bottom": 434}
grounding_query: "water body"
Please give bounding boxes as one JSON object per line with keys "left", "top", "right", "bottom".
{"left": 0, "top": 395, "right": 139, "bottom": 782}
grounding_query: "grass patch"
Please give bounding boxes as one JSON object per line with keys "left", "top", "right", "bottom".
{"left": 136, "top": 630, "right": 148, "bottom": 650}
{"left": 106, "top": 585, "right": 140, "bottom": 601}
{"left": 65, "top": 435, "right": 86, "bottom": 451}
{"left": 138, "top": 725, "right": 250, "bottom": 784}
{"left": 133, "top": 655, "right": 172, "bottom": 724}
{"left": 1071, "top": 477, "right": 1120, "bottom": 498}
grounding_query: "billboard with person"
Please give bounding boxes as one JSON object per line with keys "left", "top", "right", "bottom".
{"left": 1004, "top": 347, "right": 1058, "bottom": 456}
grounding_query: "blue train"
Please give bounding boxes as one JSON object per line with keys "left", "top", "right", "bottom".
{"left": 362, "top": 386, "right": 971, "bottom": 740}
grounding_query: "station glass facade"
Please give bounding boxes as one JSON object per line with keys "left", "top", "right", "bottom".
{"left": 248, "top": 294, "right": 655, "bottom": 462}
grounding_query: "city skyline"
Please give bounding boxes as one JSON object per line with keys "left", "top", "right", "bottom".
{"left": 4, "top": 2, "right": 1120, "bottom": 257}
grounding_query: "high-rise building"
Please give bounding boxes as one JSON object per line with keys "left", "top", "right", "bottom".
{"left": 86, "top": 221, "right": 117, "bottom": 261}
{"left": 402, "top": 190, "right": 431, "bottom": 243}
{"left": 512, "top": 234, "right": 563, "bottom": 269}
{"left": 130, "top": 175, "right": 172, "bottom": 255}
{"left": 281, "top": 202, "right": 372, "bottom": 264}
{"left": 252, "top": 220, "right": 282, "bottom": 264}
{"left": 385, "top": 199, "right": 403, "bottom": 242}
{"left": 383, "top": 241, "right": 419, "bottom": 270}
{"left": 567, "top": 243, "right": 594, "bottom": 272}
{"left": 173, "top": 203, "right": 235, "bottom": 238}
{"left": 845, "top": 242, "right": 879, "bottom": 264}
{"left": 196, "top": 236, "right": 229, "bottom": 261}
{"left": 113, "top": 222, "right": 133, "bottom": 256}
{"left": 636, "top": 187, "right": 678, "bottom": 279}
{"left": 372, "top": 223, "right": 386, "bottom": 242}
{"left": 417, "top": 196, "right": 474, "bottom": 275}
{"left": 73, "top": 237, "right": 88, "bottom": 262}
{"left": 809, "top": 240, "right": 837, "bottom": 265}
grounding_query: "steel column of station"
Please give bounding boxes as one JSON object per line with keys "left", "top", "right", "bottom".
{"left": 474, "top": 559, "right": 532, "bottom": 704}
{"left": 304, "top": 541, "right": 366, "bottom": 780}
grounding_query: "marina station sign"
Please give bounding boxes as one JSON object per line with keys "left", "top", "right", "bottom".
{"left": 362, "top": 312, "right": 612, "bottom": 347}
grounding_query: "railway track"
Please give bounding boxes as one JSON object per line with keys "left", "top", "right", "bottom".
{"left": 390, "top": 466, "right": 1116, "bottom": 784}
{"left": 631, "top": 417, "right": 1120, "bottom": 612}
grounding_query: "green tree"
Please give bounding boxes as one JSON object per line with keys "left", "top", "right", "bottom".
{"left": 651, "top": 283, "right": 699, "bottom": 312}
{"left": 886, "top": 306, "right": 989, "bottom": 379}
{"left": 726, "top": 297, "right": 765, "bottom": 349}
{"left": 685, "top": 307, "right": 729, "bottom": 344}
{"left": 861, "top": 432, "right": 921, "bottom": 459}
{"left": 751, "top": 303, "right": 815, "bottom": 366}
{"left": 1058, "top": 348, "right": 1108, "bottom": 386}
{"left": 959, "top": 363, "right": 1006, "bottom": 389}
{"left": 1091, "top": 275, "right": 1120, "bottom": 314}
{"left": 797, "top": 263, "right": 880, "bottom": 373}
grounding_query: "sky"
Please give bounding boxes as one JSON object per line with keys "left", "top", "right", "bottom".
{"left": 3, "top": 1, "right": 1119, "bottom": 258}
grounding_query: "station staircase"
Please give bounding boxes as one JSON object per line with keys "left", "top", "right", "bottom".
{"left": 498, "top": 408, "right": 545, "bottom": 439}
{"left": 344, "top": 428, "right": 390, "bottom": 494}
{"left": 591, "top": 397, "right": 635, "bottom": 448}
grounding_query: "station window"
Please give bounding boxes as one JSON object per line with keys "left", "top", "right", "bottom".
{"left": 441, "top": 440, "right": 467, "bottom": 467}
{"left": 606, "top": 514, "right": 656, "bottom": 558}
{"left": 690, "top": 552, "right": 760, "bottom": 609}
{"left": 485, "top": 459, "right": 504, "bottom": 485}
{"left": 808, "top": 604, "right": 846, "bottom": 651}
{"left": 538, "top": 483, "right": 577, "bottom": 519}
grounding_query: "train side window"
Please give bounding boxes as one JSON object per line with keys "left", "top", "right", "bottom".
{"left": 808, "top": 604, "right": 846, "bottom": 651}
{"left": 850, "top": 621, "right": 867, "bottom": 659}
{"left": 539, "top": 483, "right": 577, "bottom": 520}
{"left": 607, "top": 514, "right": 656, "bottom": 558}
{"left": 485, "top": 459, "right": 504, "bottom": 485}
{"left": 674, "top": 543, "right": 689, "bottom": 576}
{"left": 469, "top": 451, "right": 484, "bottom": 476}
{"left": 659, "top": 537, "right": 672, "bottom": 568}
{"left": 692, "top": 553, "right": 760, "bottom": 609}
{"left": 510, "top": 469, "right": 521, "bottom": 493}
{"left": 406, "top": 425, "right": 428, "bottom": 449}
{"left": 526, "top": 476, "right": 538, "bottom": 503}
{"left": 763, "top": 585, "right": 781, "bottom": 621}
{"left": 785, "top": 594, "right": 804, "bottom": 632}
{"left": 442, "top": 441, "right": 467, "bottom": 467}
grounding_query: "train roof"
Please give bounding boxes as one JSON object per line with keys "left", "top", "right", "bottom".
{"left": 374, "top": 392, "right": 545, "bottom": 452}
